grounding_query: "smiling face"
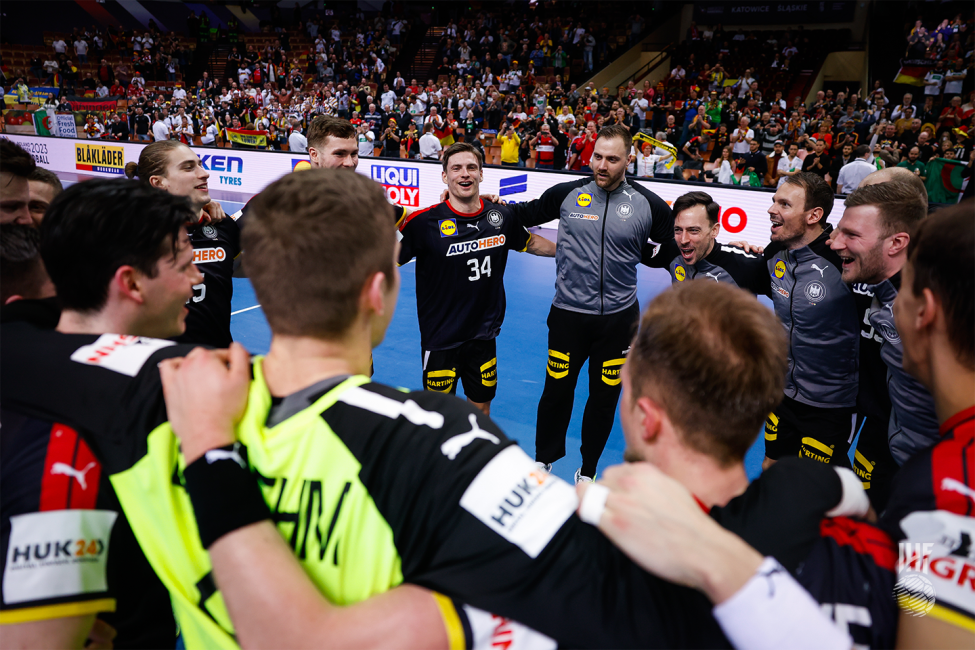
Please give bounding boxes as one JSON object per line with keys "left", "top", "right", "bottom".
{"left": 27, "top": 179, "right": 57, "bottom": 226}
{"left": 674, "top": 204, "right": 719, "bottom": 266}
{"left": 1, "top": 172, "right": 32, "bottom": 226}
{"left": 442, "top": 151, "right": 482, "bottom": 202}
{"left": 151, "top": 145, "right": 210, "bottom": 212}
{"left": 136, "top": 228, "right": 203, "bottom": 338}
{"left": 768, "top": 182, "right": 816, "bottom": 248}
{"left": 831, "top": 204, "right": 891, "bottom": 284}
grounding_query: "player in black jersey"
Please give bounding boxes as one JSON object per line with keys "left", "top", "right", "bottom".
{"left": 882, "top": 202, "right": 974, "bottom": 647}
{"left": 642, "top": 191, "right": 767, "bottom": 290}
{"left": 399, "top": 142, "right": 554, "bottom": 415}
{"left": 125, "top": 141, "right": 241, "bottom": 349}
{"left": 580, "top": 281, "right": 898, "bottom": 649}
{"left": 1, "top": 179, "right": 190, "bottom": 648}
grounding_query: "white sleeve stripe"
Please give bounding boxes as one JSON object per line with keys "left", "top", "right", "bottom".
{"left": 338, "top": 386, "right": 444, "bottom": 429}
{"left": 230, "top": 209, "right": 244, "bottom": 221}
{"left": 712, "top": 557, "right": 853, "bottom": 650}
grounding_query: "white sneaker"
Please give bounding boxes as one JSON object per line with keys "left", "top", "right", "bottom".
{"left": 574, "top": 468, "right": 594, "bottom": 484}
{"left": 535, "top": 462, "right": 552, "bottom": 472}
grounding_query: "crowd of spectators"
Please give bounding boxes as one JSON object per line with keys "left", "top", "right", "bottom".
{"left": 2, "top": 4, "right": 410, "bottom": 149}
{"left": 473, "top": 16, "right": 973, "bottom": 195}
{"left": 4, "top": 5, "right": 973, "bottom": 195}
{"left": 111, "top": 4, "right": 641, "bottom": 154}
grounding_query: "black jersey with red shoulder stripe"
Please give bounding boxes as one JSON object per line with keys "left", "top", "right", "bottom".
{"left": 0, "top": 408, "right": 174, "bottom": 646}
{"left": 882, "top": 407, "right": 975, "bottom": 540}
{"left": 398, "top": 200, "right": 531, "bottom": 351}
{"left": 713, "top": 458, "right": 898, "bottom": 649}
{"left": 879, "top": 407, "right": 975, "bottom": 634}
{"left": 796, "top": 518, "right": 898, "bottom": 649}
{"left": 173, "top": 217, "right": 241, "bottom": 349}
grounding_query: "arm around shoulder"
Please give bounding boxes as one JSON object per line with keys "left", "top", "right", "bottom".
{"left": 525, "top": 232, "right": 556, "bottom": 257}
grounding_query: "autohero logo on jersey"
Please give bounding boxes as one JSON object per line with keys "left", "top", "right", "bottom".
{"left": 3, "top": 510, "right": 117, "bottom": 604}
{"left": 567, "top": 212, "right": 599, "bottom": 221}
{"left": 446, "top": 234, "right": 506, "bottom": 257}
{"left": 199, "top": 154, "right": 244, "bottom": 187}
{"left": 460, "top": 446, "right": 577, "bottom": 558}
{"left": 371, "top": 165, "right": 420, "bottom": 207}
{"left": 193, "top": 247, "right": 226, "bottom": 264}
{"left": 75, "top": 143, "right": 125, "bottom": 175}
{"left": 71, "top": 333, "right": 175, "bottom": 377}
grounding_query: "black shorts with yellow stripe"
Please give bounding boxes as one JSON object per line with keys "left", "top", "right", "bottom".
{"left": 422, "top": 339, "right": 498, "bottom": 404}
{"left": 764, "top": 396, "right": 856, "bottom": 467}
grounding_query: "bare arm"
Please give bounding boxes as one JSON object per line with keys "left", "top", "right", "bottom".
{"left": 525, "top": 232, "right": 556, "bottom": 257}
{"left": 210, "top": 522, "right": 450, "bottom": 650}
{"left": 3, "top": 616, "right": 96, "bottom": 650}
{"left": 896, "top": 609, "right": 972, "bottom": 650}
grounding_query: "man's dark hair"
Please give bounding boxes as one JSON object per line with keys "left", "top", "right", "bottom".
{"left": 783, "top": 172, "right": 834, "bottom": 221}
{"left": 598, "top": 123, "right": 632, "bottom": 153}
{"left": 671, "top": 191, "right": 720, "bottom": 226}
{"left": 307, "top": 115, "right": 356, "bottom": 149}
{"left": 0, "top": 139, "right": 37, "bottom": 178}
{"left": 907, "top": 200, "right": 974, "bottom": 369}
{"left": 442, "top": 142, "right": 483, "bottom": 172}
{"left": 854, "top": 144, "right": 870, "bottom": 158}
{"left": 28, "top": 168, "right": 64, "bottom": 196}
{"left": 40, "top": 179, "right": 194, "bottom": 312}
{"left": 1, "top": 224, "right": 47, "bottom": 303}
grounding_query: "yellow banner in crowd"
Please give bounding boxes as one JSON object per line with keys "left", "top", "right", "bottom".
{"left": 226, "top": 128, "right": 268, "bottom": 148}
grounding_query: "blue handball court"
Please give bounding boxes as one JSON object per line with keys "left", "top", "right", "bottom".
{"left": 228, "top": 229, "right": 778, "bottom": 485}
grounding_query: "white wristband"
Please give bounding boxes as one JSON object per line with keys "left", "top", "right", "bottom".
{"left": 578, "top": 483, "right": 609, "bottom": 526}
{"left": 712, "top": 558, "right": 852, "bottom": 650}
{"left": 827, "top": 467, "right": 870, "bottom": 518}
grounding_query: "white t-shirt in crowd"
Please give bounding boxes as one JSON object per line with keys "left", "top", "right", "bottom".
{"left": 201, "top": 124, "right": 218, "bottom": 145}
{"left": 731, "top": 128, "right": 754, "bottom": 154}
{"left": 419, "top": 132, "right": 442, "bottom": 159}
{"left": 924, "top": 70, "right": 945, "bottom": 96}
{"left": 358, "top": 131, "right": 376, "bottom": 157}
{"left": 630, "top": 97, "right": 649, "bottom": 120}
{"left": 152, "top": 119, "right": 171, "bottom": 142}
{"left": 777, "top": 155, "right": 800, "bottom": 187}
{"left": 837, "top": 158, "right": 876, "bottom": 194}
{"left": 944, "top": 69, "right": 966, "bottom": 95}
{"left": 289, "top": 131, "right": 308, "bottom": 152}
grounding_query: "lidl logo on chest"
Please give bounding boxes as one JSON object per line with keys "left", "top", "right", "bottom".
{"left": 440, "top": 219, "right": 457, "bottom": 237}
{"left": 193, "top": 247, "right": 226, "bottom": 264}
